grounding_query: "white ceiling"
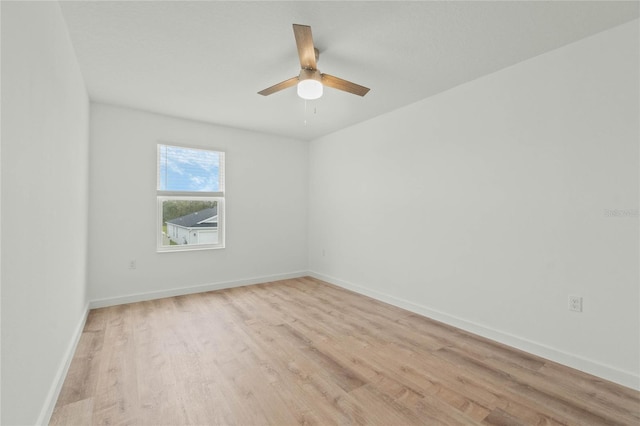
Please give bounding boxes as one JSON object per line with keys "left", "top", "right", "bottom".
{"left": 59, "top": 1, "right": 638, "bottom": 141}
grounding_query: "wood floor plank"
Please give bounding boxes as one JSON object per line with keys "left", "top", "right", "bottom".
{"left": 52, "top": 278, "right": 640, "bottom": 425}
{"left": 50, "top": 398, "right": 94, "bottom": 426}
{"left": 90, "top": 305, "right": 140, "bottom": 426}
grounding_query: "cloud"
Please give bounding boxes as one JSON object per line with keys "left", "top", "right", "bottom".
{"left": 159, "top": 145, "right": 221, "bottom": 191}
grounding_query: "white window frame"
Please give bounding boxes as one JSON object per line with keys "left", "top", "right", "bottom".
{"left": 156, "top": 143, "right": 225, "bottom": 252}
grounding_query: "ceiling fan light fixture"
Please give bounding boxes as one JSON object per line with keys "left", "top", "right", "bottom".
{"left": 297, "top": 69, "right": 323, "bottom": 100}
{"left": 297, "top": 78, "right": 323, "bottom": 100}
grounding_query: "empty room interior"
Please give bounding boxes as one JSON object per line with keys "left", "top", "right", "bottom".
{"left": 1, "top": 1, "right": 639, "bottom": 425}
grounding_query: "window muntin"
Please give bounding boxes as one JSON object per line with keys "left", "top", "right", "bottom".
{"left": 157, "top": 144, "right": 225, "bottom": 251}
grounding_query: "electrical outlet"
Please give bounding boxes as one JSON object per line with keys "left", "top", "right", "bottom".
{"left": 129, "top": 260, "right": 137, "bottom": 270}
{"left": 568, "top": 295, "right": 582, "bottom": 312}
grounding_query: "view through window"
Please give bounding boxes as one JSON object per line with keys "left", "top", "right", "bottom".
{"left": 157, "top": 144, "right": 225, "bottom": 251}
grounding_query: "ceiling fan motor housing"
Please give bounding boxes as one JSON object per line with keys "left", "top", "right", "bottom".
{"left": 299, "top": 69, "right": 321, "bottom": 82}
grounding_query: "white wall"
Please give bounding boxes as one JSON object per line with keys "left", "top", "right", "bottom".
{"left": 89, "top": 104, "right": 308, "bottom": 303}
{"left": 309, "top": 20, "right": 639, "bottom": 389}
{"left": 1, "top": 2, "right": 90, "bottom": 424}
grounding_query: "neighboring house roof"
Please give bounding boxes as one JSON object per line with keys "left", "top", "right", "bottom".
{"left": 166, "top": 206, "right": 218, "bottom": 228}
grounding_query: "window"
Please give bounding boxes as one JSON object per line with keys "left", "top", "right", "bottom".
{"left": 157, "top": 144, "right": 225, "bottom": 251}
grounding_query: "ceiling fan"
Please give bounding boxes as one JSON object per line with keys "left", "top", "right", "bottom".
{"left": 258, "top": 24, "right": 370, "bottom": 100}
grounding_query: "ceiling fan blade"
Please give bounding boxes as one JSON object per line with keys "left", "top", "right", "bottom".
{"left": 321, "top": 74, "right": 370, "bottom": 97}
{"left": 258, "top": 76, "right": 299, "bottom": 96}
{"left": 293, "top": 24, "right": 317, "bottom": 70}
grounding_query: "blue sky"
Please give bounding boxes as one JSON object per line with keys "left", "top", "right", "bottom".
{"left": 158, "top": 145, "right": 221, "bottom": 192}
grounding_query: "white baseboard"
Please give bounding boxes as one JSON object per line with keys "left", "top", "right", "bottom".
{"left": 37, "top": 302, "right": 91, "bottom": 426}
{"left": 308, "top": 270, "right": 640, "bottom": 391}
{"left": 89, "top": 271, "right": 308, "bottom": 309}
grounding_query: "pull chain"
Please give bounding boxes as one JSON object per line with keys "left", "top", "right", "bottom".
{"left": 303, "top": 101, "right": 318, "bottom": 126}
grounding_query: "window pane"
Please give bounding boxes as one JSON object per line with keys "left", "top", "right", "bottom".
{"left": 158, "top": 144, "right": 222, "bottom": 192}
{"left": 161, "top": 199, "right": 219, "bottom": 246}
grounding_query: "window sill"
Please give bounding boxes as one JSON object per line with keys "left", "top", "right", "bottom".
{"left": 157, "top": 245, "right": 225, "bottom": 253}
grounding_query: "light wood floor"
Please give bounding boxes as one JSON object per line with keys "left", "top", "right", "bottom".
{"left": 51, "top": 277, "right": 639, "bottom": 425}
